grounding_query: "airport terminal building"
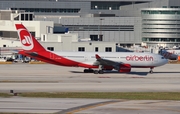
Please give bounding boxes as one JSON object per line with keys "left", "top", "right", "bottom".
{"left": 1, "top": 0, "right": 180, "bottom": 48}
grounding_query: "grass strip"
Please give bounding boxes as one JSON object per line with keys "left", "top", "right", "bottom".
{"left": 19, "top": 92, "right": 180, "bottom": 100}
{"left": 0, "top": 112, "right": 52, "bottom": 114}
{"left": 0, "top": 93, "right": 12, "bottom": 97}
{"left": 0, "top": 81, "right": 58, "bottom": 83}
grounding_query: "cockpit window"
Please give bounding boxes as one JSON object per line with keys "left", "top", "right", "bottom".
{"left": 161, "top": 57, "right": 165, "bottom": 59}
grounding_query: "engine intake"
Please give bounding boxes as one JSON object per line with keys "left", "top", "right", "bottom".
{"left": 119, "top": 64, "right": 131, "bottom": 73}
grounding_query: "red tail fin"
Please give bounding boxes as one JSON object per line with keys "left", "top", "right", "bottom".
{"left": 15, "top": 24, "right": 45, "bottom": 52}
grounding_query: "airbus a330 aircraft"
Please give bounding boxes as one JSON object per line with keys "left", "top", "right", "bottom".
{"left": 159, "top": 49, "right": 178, "bottom": 60}
{"left": 15, "top": 24, "right": 168, "bottom": 74}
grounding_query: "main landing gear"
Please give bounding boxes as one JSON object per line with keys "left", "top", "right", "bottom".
{"left": 84, "top": 65, "right": 104, "bottom": 74}
{"left": 93, "top": 65, "right": 104, "bottom": 74}
{"left": 93, "top": 70, "right": 104, "bottom": 74}
{"left": 84, "top": 69, "right": 94, "bottom": 73}
{"left": 84, "top": 69, "right": 104, "bottom": 74}
{"left": 149, "top": 67, "right": 154, "bottom": 74}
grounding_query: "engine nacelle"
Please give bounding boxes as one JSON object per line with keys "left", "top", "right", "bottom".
{"left": 119, "top": 64, "right": 131, "bottom": 73}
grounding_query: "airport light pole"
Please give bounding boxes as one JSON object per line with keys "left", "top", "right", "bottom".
{"left": 99, "top": 18, "right": 104, "bottom": 41}
{"left": 59, "top": 17, "right": 61, "bottom": 24}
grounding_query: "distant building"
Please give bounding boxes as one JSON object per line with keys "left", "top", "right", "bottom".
{"left": 0, "top": 19, "right": 118, "bottom": 53}
{"left": 1, "top": 0, "right": 180, "bottom": 48}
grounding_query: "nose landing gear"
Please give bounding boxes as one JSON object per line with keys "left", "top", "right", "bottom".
{"left": 149, "top": 67, "right": 154, "bottom": 74}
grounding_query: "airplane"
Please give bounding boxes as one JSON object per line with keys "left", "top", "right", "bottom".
{"left": 158, "top": 49, "right": 178, "bottom": 60}
{"left": 15, "top": 24, "right": 168, "bottom": 74}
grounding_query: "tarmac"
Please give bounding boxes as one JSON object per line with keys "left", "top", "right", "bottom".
{"left": 0, "top": 63, "right": 180, "bottom": 113}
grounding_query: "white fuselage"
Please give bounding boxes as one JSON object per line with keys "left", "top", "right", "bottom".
{"left": 52, "top": 51, "right": 168, "bottom": 67}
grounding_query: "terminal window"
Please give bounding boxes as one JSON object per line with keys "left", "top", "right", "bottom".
{"left": 105, "top": 47, "right": 112, "bottom": 52}
{"left": 11, "top": 8, "right": 80, "bottom": 13}
{"left": 95, "top": 47, "right": 98, "bottom": 52}
{"left": 78, "top": 47, "right": 85, "bottom": 52}
{"left": 47, "top": 47, "right": 54, "bottom": 51}
{"left": 90, "top": 35, "right": 98, "bottom": 41}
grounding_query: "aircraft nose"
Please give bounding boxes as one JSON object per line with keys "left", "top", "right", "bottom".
{"left": 163, "top": 59, "right": 168, "bottom": 65}
{"left": 156, "top": 56, "right": 168, "bottom": 66}
{"left": 166, "top": 59, "right": 168, "bottom": 63}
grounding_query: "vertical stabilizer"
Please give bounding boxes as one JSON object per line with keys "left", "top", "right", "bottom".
{"left": 15, "top": 24, "right": 45, "bottom": 52}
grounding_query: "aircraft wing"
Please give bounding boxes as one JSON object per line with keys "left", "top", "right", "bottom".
{"left": 95, "top": 54, "right": 131, "bottom": 73}
{"left": 95, "top": 54, "right": 123, "bottom": 66}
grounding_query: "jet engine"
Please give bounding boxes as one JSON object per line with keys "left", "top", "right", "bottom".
{"left": 115, "top": 64, "right": 131, "bottom": 73}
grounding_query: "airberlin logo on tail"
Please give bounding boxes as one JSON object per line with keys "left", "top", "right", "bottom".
{"left": 126, "top": 55, "right": 153, "bottom": 61}
{"left": 17, "top": 28, "right": 34, "bottom": 50}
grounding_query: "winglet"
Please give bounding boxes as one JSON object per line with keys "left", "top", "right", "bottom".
{"left": 95, "top": 54, "right": 101, "bottom": 59}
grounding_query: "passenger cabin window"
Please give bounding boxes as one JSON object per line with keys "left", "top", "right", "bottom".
{"left": 47, "top": 47, "right": 54, "bottom": 51}
{"left": 78, "top": 47, "right": 85, "bottom": 52}
{"left": 90, "top": 35, "right": 99, "bottom": 41}
{"left": 105, "top": 47, "right": 112, "bottom": 52}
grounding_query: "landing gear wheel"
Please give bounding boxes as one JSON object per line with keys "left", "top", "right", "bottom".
{"left": 98, "top": 70, "right": 104, "bottom": 74}
{"left": 84, "top": 69, "right": 89, "bottom": 73}
{"left": 149, "top": 67, "right": 154, "bottom": 74}
{"left": 94, "top": 70, "right": 99, "bottom": 74}
{"left": 149, "top": 70, "right": 153, "bottom": 74}
{"left": 89, "top": 69, "right": 94, "bottom": 73}
{"left": 84, "top": 69, "right": 94, "bottom": 73}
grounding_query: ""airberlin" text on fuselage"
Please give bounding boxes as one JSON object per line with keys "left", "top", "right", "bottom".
{"left": 126, "top": 55, "right": 153, "bottom": 61}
